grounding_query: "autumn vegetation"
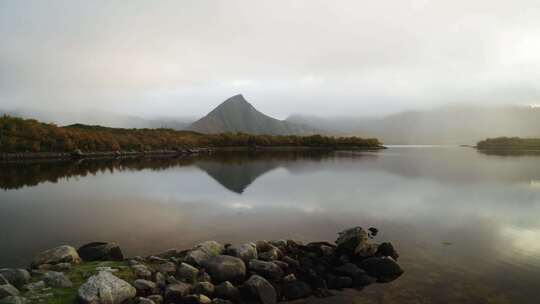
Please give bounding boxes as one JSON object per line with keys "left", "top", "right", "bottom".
{"left": 0, "top": 115, "right": 382, "bottom": 153}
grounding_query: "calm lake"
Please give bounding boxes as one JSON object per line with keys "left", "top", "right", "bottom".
{"left": 1, "top": 147, "right": 539, "bottom": 303}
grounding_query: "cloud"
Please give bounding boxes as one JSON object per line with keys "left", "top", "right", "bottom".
{"left": 2, "top": 0, "right": 540, "bottom": 119}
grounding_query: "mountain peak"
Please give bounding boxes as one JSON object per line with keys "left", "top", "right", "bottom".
{"left": 219, "top": 94, "right": 250, "bottom": 107}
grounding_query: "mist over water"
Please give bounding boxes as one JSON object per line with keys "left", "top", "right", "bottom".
{"left": 1, "top": 148, "right": 540, "bottom": 303}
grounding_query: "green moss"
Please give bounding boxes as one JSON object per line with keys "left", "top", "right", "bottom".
{"left": 26, "top": 261, "right": 135, "bottom": 304}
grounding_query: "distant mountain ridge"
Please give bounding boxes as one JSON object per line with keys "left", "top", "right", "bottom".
{"left": 187, "top": 94, "right": 317, "bottom": 135}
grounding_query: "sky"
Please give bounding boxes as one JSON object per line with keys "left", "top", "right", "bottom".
{"left": 2, "top": 0, "right": 540, "bottom": 120}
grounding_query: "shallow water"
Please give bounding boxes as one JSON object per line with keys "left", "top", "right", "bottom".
{"left": 1, "top": 147, "right": 539, "bottom": 303}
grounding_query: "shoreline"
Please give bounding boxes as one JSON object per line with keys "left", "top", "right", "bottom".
{"left": 0, "top": 146, "right": 385, "bottom": 162}
{"left": 0, "top": 227, "right": 403, "bottom": 304}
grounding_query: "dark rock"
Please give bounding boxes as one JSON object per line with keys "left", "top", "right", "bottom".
{"left": 176, "top": 263, "right": 199, "bottom": 283}
{"left": 255, "top": 241, "right": 273, "bottom": 253}
{"left": 135, "top": 297, "right": 155, "bottom": 304}
{"left": 376, "top": 242, "right": 400, "bottom": 260}
{"left": 202, "top": 255, "right": 246, "bottom": 283}
{"left": 31, "top": 245, "right": 81, "bottom": 268}
{"left": 283, "top": 280, "right": 312, "bottom": 300}
{"left": 335, "top": 227, "right": 368, "bottom": 254}
{"left": 281, "top": 256, "right": 300, "bottom": 268}
{"left": 273, "top": 261, "right": 289, "bottom": 272}
{"left": 148, "top": 294, "right": 163, "bottom": 304}
{"left": 248, "top": 260, "right": 284, "bottom": 282}
{"left": 258, "top": 247, "right": 281, "bottom": 262}
{"left": 77, "top": 271, "right": 136, "bottom": 304}
{"left": 0, "top": 285, "right": 19, "bottom": 299}
{"left": 197, "top": 270, "right": 211, "bottom": 283}
{"left": 352, "top": 273, "right": 376, "bottom": 287}
{"left": 332, "top": 263, "right": 365, "bottom": 277}
{"left": 312, "top": 288, "right": 334, "bottom": 298}
{"left": 164, "top": 282, "right": 192, "bottom": 303}
{"left": 192, "top": 281, "right": 215, "bottom": 297}
{"left": 239, "top": 275, "right": 277, "bottom": 304}
{"left": 354, "top": 242, "right": 379, "bottom": 258}
{"left": 283, "top": 274, "right": 296, "bottom": 282}
{"left": 225, "top": 243, "right": 258, "bottom": 263}
{"left": 0, "top": 275, "right": 7, "bottom": 285}
{"left": 154, "top": 272, "right": 166, "bottom": 289}
{"left": 77, "top": 242, "right": 124, "bottom": 261}
{"left": 214, "top": 281, "right": 239, "bottom": 301}
{"left": 185, "top": 241, "right": 224, "bottom": 267}
{"left": 358, "top": 257, "right": 404, "bottom": 282}
{"left": 0, "top": 296, "right": 28, "bottom": 304}
{"left": 268, "top": 240, "right": 287, "bottom": 251}
{"left": 134, "top": 279, "right": 157, "bottom": 297}
{"left": 0, "top": 270, "right": 30, "bottom": 289}
{"left": 326, "top": 275, "right": 352, "bottom": 289}
{"left": 155, "top": 262, "right": 176, "bottom": 275}
{"left": 368, "top": 227, "right": 378, "bottom": 238}
{"left": 211, "top": 299, "right": 233, "bottom": 304}
{"left": 42, "top": 271, "right": 72, "bottom": 288}
{"left": 183, "top": 294, "right": 211, "bottom": 304}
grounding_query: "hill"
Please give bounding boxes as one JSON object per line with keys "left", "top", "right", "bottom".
{"left": 188, "top": 94, "right": 316, "bottom": 135}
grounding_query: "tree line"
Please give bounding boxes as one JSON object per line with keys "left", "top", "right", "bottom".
{"left": 0, "top": 115, "right": 382, "bottom": 153}
{"left": 477, "top": 137, "right": 540, "bottom": 150}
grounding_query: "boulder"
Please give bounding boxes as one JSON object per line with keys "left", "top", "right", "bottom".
{"left": 376, "top": 242, "right": 399, "bottom": 260}
{"left": 135, "top": 297, "right": 155, "bottom": 304}
{"left": 192, "top": 281, "right": 214, "bottom": 297}
{"left": 185, "top": 241, "right": 224, "bottom": 266}
{"left": 0, "top": 275, "right": 7, "bottom": 285}
{"left": 176, "top": 263, "right": 199, "bottom": 284}
{"left": 0, "top": 296, "right": 28, "bottom": 304}
{"left": 281, "top": 256, "right": 300, "bottom": 269}
{"left": 332, "top": 263, "right": 365, "bottom": 277}
{"left": 335, "top": 227, "right": 368, "bottom": 254}
{"left": 43, "top": 271, "right": 72, "bottom": 288}
{"left": 133, "top": 279, "right": 157, "bottom": 297}
{"left": 258, "top": 247, "right": 281, "bottom": 262}
{"left": 202, "top": 255, "right": 246, "bottom": 283}
{"left": 155, "top": 262, "right": 176, "bottom": 275}
{"left": 214, "top": 281, "right": 239, "bottom": 301}
{"left": 77, "top": 271, "right": 136, "bottom": 304}
{"left": 0, "top": 285, "right": 19, "bottom": 299}
{"left": 255, "top": 241, "right": 273, "bottom": 253}
{"left": 247, "top": 260, "right": 283, "bottom": 282}
{"left": 77, "top": 242, "right": 124, "bottom": 261}
{"left": 147, "top": 295, "right": 163, "bottom": 304}
{"left": 211, "top": 299, "right": 233, "bottom": 304}
{"left": 164, "top": 282, "right": 192, "bottom": 303}
{"left": 154, "top": 272, "right": 166, "bottom": 289}
{"left": 240, "top": 275, "right": 276, "bottom": 304}
{"left": 225, "top": 244, "right": 258, "bottom": 263}
{"left": 282, "top": 280, "right": 312, "bottom": 300}
{"left": 354, "top": 242, "right": 379, "bottom": 258}
{"left": 326, "top": 275, "right": 352, "bottom": 289}
{"left": 31, "top": 246, "right": 81, "bottom": 268}
{"left": 132, "top": 265, "right": 152, "bottom": 280}
{"left": 358, "top": 257, "right": 404, "bottom": 282}
{"left": 0, "top": 269, "right": 31, "bottom": 288}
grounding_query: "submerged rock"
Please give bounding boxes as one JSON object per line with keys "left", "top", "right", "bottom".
{"left": 359, "top": 257, "right": 404, "bottom": 282}
{"left": 31, "top": 246, "right": 81, "bottom": 268}
{"left": 77, "top": 242, "right": 124, "bottom": 261}
{"left": 77, "top": 271, "right": 136, "bottom": 304}
{"left": 202, "top": 255, "right": 246, "bottom": 283}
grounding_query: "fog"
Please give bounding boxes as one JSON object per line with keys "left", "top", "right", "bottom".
{"left": 2, "top": 0, "right": 540, "bottom": 121}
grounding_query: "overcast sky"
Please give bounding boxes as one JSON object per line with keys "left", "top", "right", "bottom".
{"left": 2, "top": 0, "right": 540, "bottom": 120}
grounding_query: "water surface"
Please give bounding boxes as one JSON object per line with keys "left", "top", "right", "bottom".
{"left": 1, "top": 147, "right": 539, "bottom": 303}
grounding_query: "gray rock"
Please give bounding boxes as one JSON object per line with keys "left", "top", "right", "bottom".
{"left": 202, "top": 255, "right": 246, "bottom": 283}
{"left": 358, "top": 257, "right": 404, "bottom": 282}
{"left": 135, "top": 297, "right": 155, "bottom": 304}
{"left": 283, "top": 280, "right": 312, "bottom": 300}
{"left": 132, "top": 265, "right": 152, "bottom": 280}
{"left": 192, "top": 281, "right": 214, "bottom": 297}
{"left": 0, "top": 270, "right": 31, "bottom": 289}
{"left": 225, "top": 243, "right": 258, "bottom": 263}
{"left": 21, "top": 281, "right": 45, "bottom": 292}
{"left": 185, "top": 241, "right": 224, "bottom": 266}
{"left": 0, "top": 275, "right": 8, "bottom": 285}
{"left": 77, "top": 242, "right": 124, "bottom": 261}
{"left": 154, "top": 272, "right": 166, "bottom": 289}
{"left": 176, "top": 263, "right": 199, "bottom": 284}
{"left": 354, "top": 242, "right": 378, "bottom": 258}
{"left": 214, "top": 281, "right": 239, "bottom": 301}
{"left": 77, "top": 271, "right": 136, "bottom": 304}
{"left": 164, "top": 282, "right": 192, "bottom": 303}
{"left": 240, "top": 275, "right": 276, "bottom": 304}
{"left": 183, "top": 294, "right": 211, "bottom": 304}
{"left": 268, "top": 240, "right": 287, "bottom": 251}
{"left": 147, "top": 294, "right": 163, "bottom": 304}
{"left": 0, "top": 296, "right": 28, "bottom": 304}
{"left": 43, "top": 271, "right": 72, "bottom": 288}
{"left": 335, "top": 227, "right": 368, "bottom": 254}
{"left": 134, "top": 279, "right": 157, "bottom": 297}
{"left": 281, "top": 256, "right": 300, "bottom": 268}
{"left": 255, "top": 241, "right": 273, "bottom": 253}
{"left": 247, "top": 260, "right": 283, "bottom": 282}
{"left": 0, "top": 285, "right": 19, "bottom": 299}
{"left": 155, "top": 262, "right": 176, "bottom": 275}
{"left": 31, "top": 245, "right": 81, "bottom": 268}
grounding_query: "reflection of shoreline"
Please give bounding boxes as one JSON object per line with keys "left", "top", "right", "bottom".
{"left": 477, "top": 148, "right": 540, "bottom": 157}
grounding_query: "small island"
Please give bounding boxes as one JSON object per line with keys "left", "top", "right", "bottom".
{"left": 476, "top": 137, "right": 540, "bottom": 154}
{"left": 0, "top": 227, "right": 403, "bottom": 304}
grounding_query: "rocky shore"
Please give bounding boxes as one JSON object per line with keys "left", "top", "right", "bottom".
{"left": 0, "top": 227, "right": 403, "bottom": 304}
